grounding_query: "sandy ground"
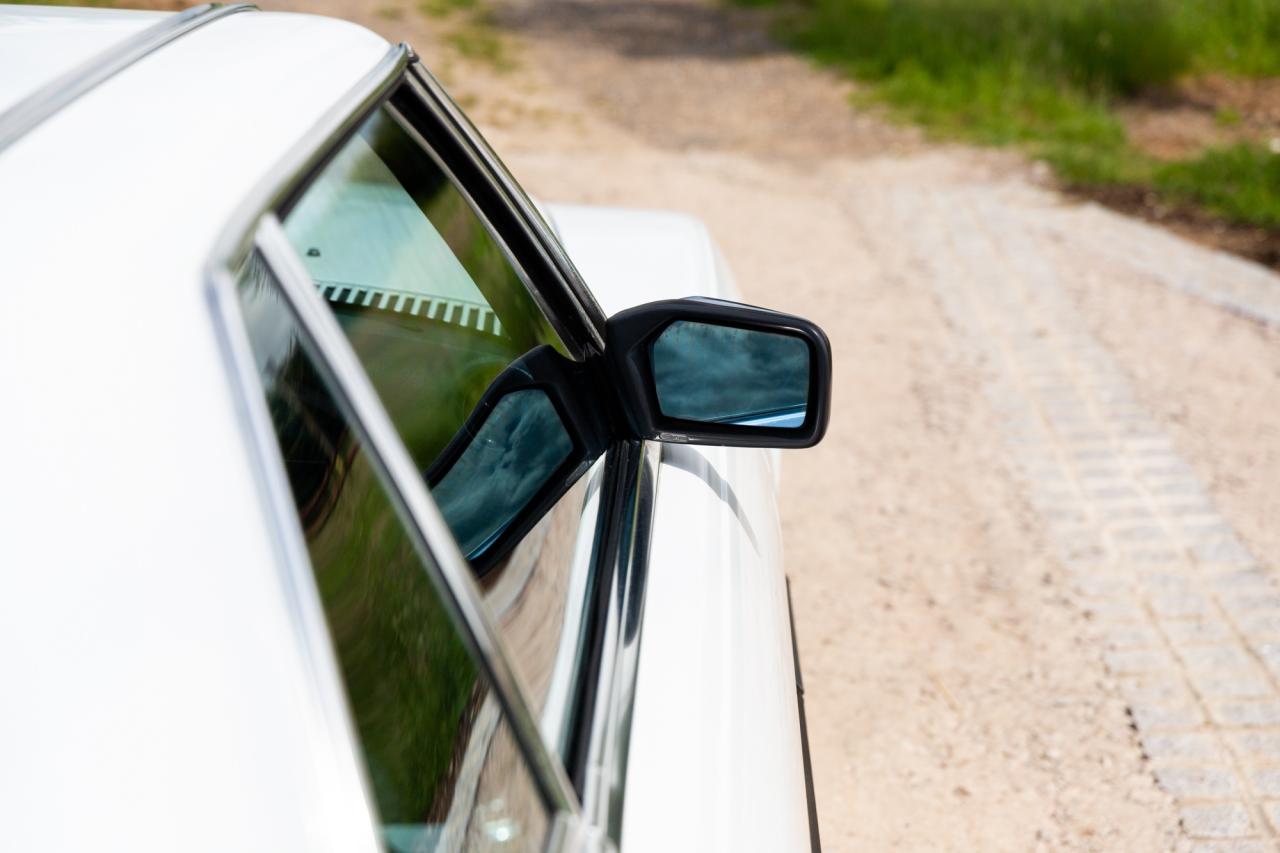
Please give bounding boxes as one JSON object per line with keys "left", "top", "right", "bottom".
{"left": 264, "top": 0, "right": 1280, "bottom": 848}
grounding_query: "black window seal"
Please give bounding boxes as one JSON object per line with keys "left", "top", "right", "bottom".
{"left": 404, "top": 63, "right": 608, "bottom": 355}
{"left": 568, "top": 440, "right": 660, "bottom": 843}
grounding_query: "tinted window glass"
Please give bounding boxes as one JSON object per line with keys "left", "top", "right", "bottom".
{"left": 284, "top": 105, "right": 570, "bottom": 563}
{"left": 238, "top": 257, "right": 550, "bottom": 852}
{"left": 431, "top": 388, "right": 574, "bottom": 556}
{"left": 281, "top": 97, "right": 605, "bottom": 739}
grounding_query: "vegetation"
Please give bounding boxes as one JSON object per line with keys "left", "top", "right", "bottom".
{"left": 739, "top": 0, "right": 1280, "bottom": 229}
{"left": 418, "top": 0, "right": 516, "bottom": 71}
{"left": 1156, "top": 143, "right": 1280, "bottom": 227}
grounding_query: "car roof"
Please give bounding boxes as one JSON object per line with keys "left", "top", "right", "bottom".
{"left": 0, "top": 5, "right": 166, "bottom": 116}
{"left": 0, "top": 5, "right": 393, "bottom": 264}
{"left": 0, "top": 9, "right": 395, "bottom": 851}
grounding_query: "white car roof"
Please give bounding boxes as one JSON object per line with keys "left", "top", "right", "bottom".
{"left": 0, "top": 9, "right": 395, "bottom": 852}
{"left": 0, "top": 5, "right": 165, "bottom": 115}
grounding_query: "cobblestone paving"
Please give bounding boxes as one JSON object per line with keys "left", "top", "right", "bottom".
{"left": 878, "top": 180, "right": 1280, "bottom": 850}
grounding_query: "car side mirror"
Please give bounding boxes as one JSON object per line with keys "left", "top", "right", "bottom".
{"left": 606, "top": 297, "right": 832, "bottom": 448}
{"left": 426, "top": 346, "right": 606, "bottom": 575}
{"left": 422, "top": 300, "right": 830, "bottom": 574}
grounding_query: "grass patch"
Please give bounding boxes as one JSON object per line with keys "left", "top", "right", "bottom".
{"left": 1156, "top": 143, "right": 1280, "bottom": 227}
{"left": 745, "top": 0, "right": 1280, "bottom": 232}
{"left": 416, "top": 0, "right": 515, "bottom": 72}
{"left": 418, "top": 0, "right": 477, "bottom": 18}
{"left": 1187, "top": 0, "right": 1280, "bottom": 77}
{"left": 444, "top": 19, "right": 513, "bottom": 70}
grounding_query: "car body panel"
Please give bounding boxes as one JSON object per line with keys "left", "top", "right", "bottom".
{"left": 0, "top": 5, "right": 163, "bottom": 115}
{"left": 626, "top": 443, "right": 811, "bottom": 852}
{"left": 544, "top": 203, "right": 741, "bottom": 312}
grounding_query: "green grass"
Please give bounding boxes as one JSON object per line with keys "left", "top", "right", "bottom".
{"left": 416, "top": 0, "right": 515, "bottom": 71}
{"left": 445, "top": 19, "right": 514, "bottom": 70}
{"left": 1156, "top": 143, "right": 1280, "bottom": 227}
{"left": 1188, "top": 0, "right": 1280, "bottom": 76}
{"left": 418, "top": 0, "right": 477, "bottom": 17}
{"left": 744, "top": 0, "right": 1280, "bottom": 230}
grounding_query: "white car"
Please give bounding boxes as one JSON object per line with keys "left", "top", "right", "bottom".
{"left": 0, "top": 5, "right": 831, "bottom": 853}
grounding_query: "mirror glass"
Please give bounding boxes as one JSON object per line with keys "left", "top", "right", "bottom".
{"left": 651, "top": 320, "right": 811, "bottom": 428}
{"left": 428, "top": 388, "right": 574, "bottom": 558}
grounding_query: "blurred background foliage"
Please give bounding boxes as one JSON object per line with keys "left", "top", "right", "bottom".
{"left": 737, "top": 0, "right": 1280, "bottom": 230}
{"left": 7, "top": 0, "right": 1278, "bottom": 242}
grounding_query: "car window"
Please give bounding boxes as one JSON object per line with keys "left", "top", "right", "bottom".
{"left": 237, "top": 255, "right": 550, "bottom": 852}
{"left": 284, "top": 105, "right": 571, "bottom": 561}
{"left": 280, "top": 94, "right": 606, "bottom": 741}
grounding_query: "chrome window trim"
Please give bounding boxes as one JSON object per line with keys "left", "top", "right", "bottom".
{"left": 578, "top": 441, "right": 660, "bottom": 842}
{"left": 201, "top": 43, "right": 410, "bottom": 853}
{"left": 549, "top": 812, "right": 616, "bottom": 853}
{"left": 0, "top": 2, "right": 254, "bottom": 154}
{"left": 206, "top": 258, "right": 384, "bottom": 853}
{"left": 253, "top": 212, "right": 580, "bottom": 815}
{"left": 404, "top": 63, "right": 608, "bottom": 354}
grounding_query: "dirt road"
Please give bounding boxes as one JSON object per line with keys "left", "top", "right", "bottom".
{"left": 266, "top": 0, "right": 1280, "bottom": 847}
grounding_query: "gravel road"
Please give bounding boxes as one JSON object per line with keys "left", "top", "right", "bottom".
{"left": 266, "top": 0, "right": 1280, "bottom": 847}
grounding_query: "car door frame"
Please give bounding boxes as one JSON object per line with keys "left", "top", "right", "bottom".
{"left": 204, "top": 41, "right": 655, "bottom": 851}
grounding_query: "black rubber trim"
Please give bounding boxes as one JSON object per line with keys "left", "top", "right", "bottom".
{"left": 786, "top": 576, "right": 823, "bottom": 853}
{"left": 564, "top": 440, "right": 641, "bottom": 792}
{"left": 392, "top": 80, "right": 603, "bottom": 361}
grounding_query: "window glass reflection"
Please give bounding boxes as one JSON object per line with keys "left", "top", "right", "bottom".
{"left": 283, "top": 105, "right": 569, "bottom": 561}
{"left": 278, "top": 93, "right": 607, "bottom": 754}
{"left": 237, "top": 257, "right": 550, "bottom": 851}
{"left": 430, "top": 389, "right": 574, "bottom": 558}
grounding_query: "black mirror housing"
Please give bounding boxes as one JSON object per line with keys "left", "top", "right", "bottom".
{"left": 427, "top": 299, "right": 831, "bottom": 575}
{"left": 605, "top": 297, "right": 832, "bottom": 449}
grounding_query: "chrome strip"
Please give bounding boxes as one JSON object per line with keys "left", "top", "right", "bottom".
{"left": 405, "top": 64, "right": 608, "bottom": 353}
{"left": 548, "top": 812, "right": 616, "bottom": 853}
{"left": 206, "top": 261, "right": 384, "bottom": 853}
{"left": 580, "top": 441, "right": 660, "bottom": 842}
{"left": 254, "top": 213, "right": 580, "bottom": 814}
{"left": 0, "top": 3, "right": 255, "bottom": 154}
{"left": 197, "top": 43, "right": 434, "bottom": 849}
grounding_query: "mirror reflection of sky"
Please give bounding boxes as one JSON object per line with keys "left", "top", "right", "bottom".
{"left": 652, "top": 321, "right": 810, "bottom": 427}
{"left": 430, "top": 389, "right": 572, "bottom": 557}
